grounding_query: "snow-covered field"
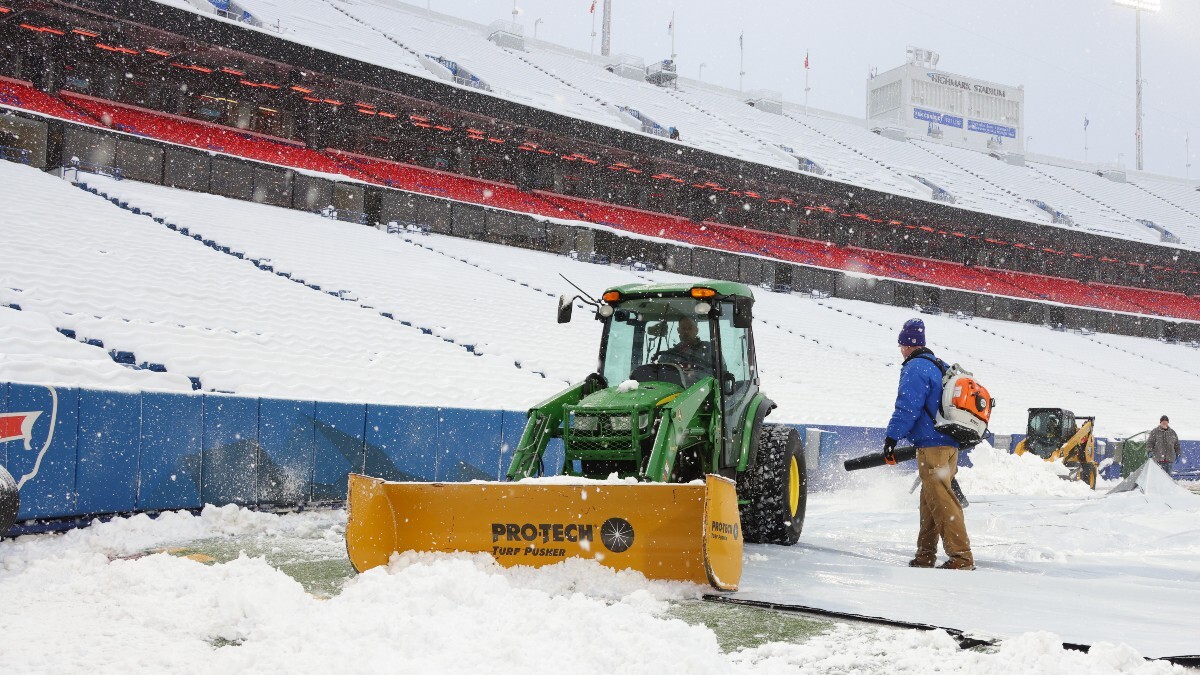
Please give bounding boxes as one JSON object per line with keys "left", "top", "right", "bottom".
{"left": 1, "top": 445, "right": 1194, "bottom": 672}
{"left": 3, "top": 159, "right": 1200, "bottom": 670}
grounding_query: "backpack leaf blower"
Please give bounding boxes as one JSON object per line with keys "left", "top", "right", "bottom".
{"left": 843, "top": 446, "right": 969, "bottom": 508}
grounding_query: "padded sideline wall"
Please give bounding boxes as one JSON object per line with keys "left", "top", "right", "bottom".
{"left": 4, "top": 381, "right": 1193, "bottom": 535}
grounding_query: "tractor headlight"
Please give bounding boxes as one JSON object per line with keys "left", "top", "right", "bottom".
{"left": 638, "top": 412, "right": 651, "bottom": 432}
{"left": 609, "top": 415, "right": 632, "bottom": 432}
{"left": 572, "top": 414, "right": 599, "bottom": 432}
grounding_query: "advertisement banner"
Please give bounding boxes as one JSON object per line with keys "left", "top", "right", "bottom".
{"left": 967, "top": 119, "right": 1017, "bottom": 138}
{"left": 913, "top": 108, "right": 963, "bottom": 129}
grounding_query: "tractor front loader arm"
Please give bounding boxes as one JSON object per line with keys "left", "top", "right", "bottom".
{"left": 644, "top": 378, "right": 717, "bottom": 482}
{"left": 506, "top": 381, "right": 589, "bottom": 480}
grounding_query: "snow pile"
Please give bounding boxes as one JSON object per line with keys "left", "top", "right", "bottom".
{"left": 957, "top": 443, "right": 1100, "bottom": 498}
{"left": 2, "top": 505, "right": 1186, "bottom": 673}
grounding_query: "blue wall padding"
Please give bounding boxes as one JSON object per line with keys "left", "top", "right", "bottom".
{"left": 0, "top": 382, "right": 6, "bottom": 469}
{"left": 312, "top": 401, "right": 366, "bottom": 500}
{"left": 543, "top": 437, "right": 565, "bottom": 476}
{"left": 437, "top": 408, "right": 504, "bottom": 481}
{"left": 202, "top": 395, "right": 259, "bottom": 506}
{"left": 138, "top": 391, "right": 204, "bottom": 511}
{"left": 258, "top": 398, "right": 316, "bottom": 506}
{"left": 75, "top": 389, "right": 140, "bottom": 515}
{"left": 499, "top": 410, "right": 529, "bottom": 477}
{"left": 1181, "top": 440, "right": 1198, "bottom": 471}
{"left": 9, "top": 379, "right": 1200, "bottom": 528}
{"left": 6, "top": 384, "right": 79, "bottom": 518}
{"left": 363, "top": 404, "right": 439, "bottom": 482}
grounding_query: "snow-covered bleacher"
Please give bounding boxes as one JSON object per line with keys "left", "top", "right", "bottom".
{"left": 916, "top": 142, "right": 1150, "bottom": 242}
{"left": 0, "top": 161, "right": 553, "bottom": 407}
{"left": 160, "top": 0, "right": 1200, "bottom": 251}
{"left": 1030, "top": 161, "right": 1199, "bottom": 246}
{"left": 3, "top": 160, "right": 1198, "bottom": 435}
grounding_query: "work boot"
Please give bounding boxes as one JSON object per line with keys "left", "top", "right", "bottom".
{"left": 938, "top": 559, "right": 975, "bottom": 571}
{"left": 907, "top": 558, "right": 934, "bottom": 568}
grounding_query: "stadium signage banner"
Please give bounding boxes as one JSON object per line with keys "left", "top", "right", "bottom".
{"left": 913, "top": 108, "right": 963, "bottom": 128}
{"left": 967, "top": 119, "right": 1017, "bottom": 138}
{"left": 926, "top": 72, "right": 1009, "bottom": 99}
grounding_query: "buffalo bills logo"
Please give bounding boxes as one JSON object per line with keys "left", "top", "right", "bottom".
{"left": 0, "top": 410, "right": 42, "bottom": 450}
{"left": 0, "top": 386, "right": 58, "bottom": 490}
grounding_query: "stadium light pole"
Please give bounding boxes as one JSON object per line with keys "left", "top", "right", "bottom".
{"left": 1114, "top": 0, "right": 1160, "bottom": 171}
{"left": 533, "top": 18, "right": 542, "bottom": 39}
{"left": 698, "top": 63, "right": 707, "bottom": 82}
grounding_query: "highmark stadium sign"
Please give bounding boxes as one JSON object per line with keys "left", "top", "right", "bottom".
{"left": 913, "top": 108, "right": 1016, "bottom": 139}
{"left": 927, "top": 72, "right": 1009, "bottom": 98}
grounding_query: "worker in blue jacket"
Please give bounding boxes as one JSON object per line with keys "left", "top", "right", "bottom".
{"left": 884, "top": 318, "right": 975, "bottom": 571}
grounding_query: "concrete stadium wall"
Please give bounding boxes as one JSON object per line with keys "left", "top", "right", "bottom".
{"left": 6, "top": 381, "right": 1194, "bottom": 537}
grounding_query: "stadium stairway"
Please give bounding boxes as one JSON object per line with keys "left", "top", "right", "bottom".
{"left": 73, "top": 175, "right": 586, "bottom": 383}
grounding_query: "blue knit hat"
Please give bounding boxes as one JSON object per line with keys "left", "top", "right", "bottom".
{"left": 898, "top": 318, "right": 926, "bottom": 346}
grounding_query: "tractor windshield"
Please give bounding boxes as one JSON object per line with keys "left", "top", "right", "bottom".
{"left": 601, "top": 297, "right": 717, "bottom": 389}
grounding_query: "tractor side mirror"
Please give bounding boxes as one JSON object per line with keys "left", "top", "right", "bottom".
{"left": 733, "top": 297, "right": 754, "bottom": 328}
{"left": 557, "top": 295, "right": 573, "bottom": 324}
{"left": 722, "top": 371, "right": 736, "bottom": 396}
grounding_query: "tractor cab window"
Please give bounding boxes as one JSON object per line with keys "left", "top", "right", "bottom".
{"left": 717, "top": 302, "right": 752, "bottom": 385}
{"left": 1026, "top": 410, "right": 1077, "bottom": 458}
{"left": 601, "top": 298, "right": 716, "bottom": 389}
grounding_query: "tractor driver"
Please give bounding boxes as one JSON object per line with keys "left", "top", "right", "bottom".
{"left": 656, "top": 316, "right": 716, "bottom": 379}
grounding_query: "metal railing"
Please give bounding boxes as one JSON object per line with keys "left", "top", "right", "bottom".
{"left": 319, "top": 206, "right": 367, "bottom": 225}
{"left": 0, "top": 145, "right": 31, "bottom": 165}
{"left": 64, "top": 158, "right": 124, "bottom": 181}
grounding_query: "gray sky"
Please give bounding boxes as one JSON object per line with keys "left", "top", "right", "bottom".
{"left": 423, "top": 0, "right": 1199, "bottom": 180}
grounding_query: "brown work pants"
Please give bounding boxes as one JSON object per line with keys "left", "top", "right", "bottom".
{"left": 913, "top": 446, "right": 973, "bottom": 567}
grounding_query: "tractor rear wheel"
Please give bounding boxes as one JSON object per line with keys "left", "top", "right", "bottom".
{"left": 738, "top": 424, "right": 806, "bottom": 545}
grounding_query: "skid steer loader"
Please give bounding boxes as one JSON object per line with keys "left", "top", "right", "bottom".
{"left": 346, "top": 281, "right": 806, "bottom": 590}
{"left": 1013, "top": 408, "right": 1098, "bottom": 489}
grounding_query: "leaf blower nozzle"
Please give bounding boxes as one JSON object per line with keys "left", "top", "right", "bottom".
{"left": 843, "top": 446, "right": 917, "bottom": 471}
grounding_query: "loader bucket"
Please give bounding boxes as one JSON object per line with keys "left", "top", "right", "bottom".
{"left": 345, "top": 473, "right": 744, "bottom": 590}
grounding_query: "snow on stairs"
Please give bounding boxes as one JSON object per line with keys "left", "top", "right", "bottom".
{"left": 73, "top": 179, "right": 562, "bottom": 382}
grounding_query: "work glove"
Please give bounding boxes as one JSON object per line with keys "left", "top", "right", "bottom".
{"left": 883, "top": 437, "right": 898, "bottom": 465}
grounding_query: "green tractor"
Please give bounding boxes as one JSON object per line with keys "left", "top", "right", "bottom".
{"left": 345, "top": 280, "right": 804, "bottom": 589}
{"left": 507, "top": 280, "right": 807, "bottom": 545}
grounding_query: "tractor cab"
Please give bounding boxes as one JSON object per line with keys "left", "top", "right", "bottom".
{"left": 552, "top": 281, "right": 760, "bottom": 482}
{"left": 1024, "top": 408, "right": 1078, "bottom": 459}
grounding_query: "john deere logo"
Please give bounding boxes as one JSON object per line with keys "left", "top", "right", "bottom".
{"left": 600, "top": 517, "right": 634, "bottom": 553}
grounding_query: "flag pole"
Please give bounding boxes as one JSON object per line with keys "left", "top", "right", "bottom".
{"left": 590, "top": 5, "right": 596, "bottom": 54}
{"left": 738, "top": 32, "right": 744, "bottom": 93}
{"left": 670, "top": 11, "right": 676, "bottom": 60}
{"left": 804, "top": 50, "right": 810, "bottom": 115}
{"left": 1084, "top": 115, "right": 1089, "bottom": 163}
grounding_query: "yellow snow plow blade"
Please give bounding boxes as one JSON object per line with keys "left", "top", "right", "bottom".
{"left": 345, "top": 473, "right": 744, "bottom": 591}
